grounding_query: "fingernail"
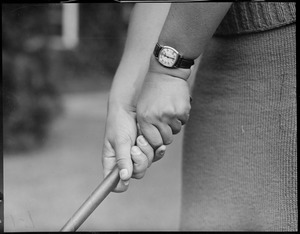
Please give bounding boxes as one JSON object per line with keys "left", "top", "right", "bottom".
{"left": 120, "top": 169, "right": 128, "bottom": 180}
{"left": 157, "top": 145, "right": 166, "bottom": 157}
{"left": 138, "top": 136, "right": 147, "bottom": 146}
{"left": 124, "top": 180, "right": 130, "bottom": 186}
{"left": 156, "top": 149, "right": 165, "bottom": 158}
{"left": 131, "top": 146, "right": 141, "bottom": 155}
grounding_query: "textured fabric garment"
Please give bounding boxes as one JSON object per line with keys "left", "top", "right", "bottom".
{"left": 180, "top": 22, "right": 297, "bottom": 231}
{"left": 215, "top": 2, "right": 296, "bottom": 35}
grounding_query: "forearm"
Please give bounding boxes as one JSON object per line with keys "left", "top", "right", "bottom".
{"left": 159, "top": 2, "right": 232, "bottom": 59}
{"left": 108, "top": 3, "right": 171, "bottom": 109}
{"left": 150, "top": 2, "right": 232, "bottom": 80}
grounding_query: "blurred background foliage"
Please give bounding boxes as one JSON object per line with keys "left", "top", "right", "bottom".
{"left": 2, "top": 3, "right": 134, "bottom": 152}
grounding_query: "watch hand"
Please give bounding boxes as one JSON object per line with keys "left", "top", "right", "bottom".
{"left": 164, "top": 55, "right": 174, "bottom": 60}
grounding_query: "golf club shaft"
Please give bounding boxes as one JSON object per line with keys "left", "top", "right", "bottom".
{"left": 60, "top": 165, "right": 120, "bottom": 232}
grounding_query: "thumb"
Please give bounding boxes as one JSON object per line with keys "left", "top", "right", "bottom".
{"left": 113, "top": 137, "right": 133, "bottom": 181}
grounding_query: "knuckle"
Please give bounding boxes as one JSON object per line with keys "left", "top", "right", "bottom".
{"left": 138, "top": 112, "right": 147, "bottom": 121}
{"left": 163, "top": 106, "right": 176, "bottom": 118}
{"left": 138, "top": 110, "right": 154, "bottom": 123}
{"left": 116, "top": 155, "right": 131, "bottom": 166}
{"left": 116, "top": 157, "right": 126, "bottom": 165}
{"left": 178, "top": 103, "right": 191, "bottom": 115}
{"left": 135, "top": 158, "right": 149, "bottom": 171}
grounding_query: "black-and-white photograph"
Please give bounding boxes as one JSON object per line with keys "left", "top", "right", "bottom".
{"left": 2, "top": 1, "right": 297, "bottom": 232}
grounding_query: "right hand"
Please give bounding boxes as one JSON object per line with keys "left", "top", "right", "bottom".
{"left": 102, "top": 103, "right": 166, "bottom": 192}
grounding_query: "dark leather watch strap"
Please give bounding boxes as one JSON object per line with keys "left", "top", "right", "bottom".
{"left": 154, "top": 43, "right": 161, "bottom": 57}
{"left": 175, "top": 57, "right": 194, "bottom": 69}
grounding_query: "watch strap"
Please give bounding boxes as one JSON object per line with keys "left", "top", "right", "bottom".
{"left": 153, "top": 43, "right": 161, "bottom": 57}
{"left": 175, "top": 57, "right": 194, "bottom": 69}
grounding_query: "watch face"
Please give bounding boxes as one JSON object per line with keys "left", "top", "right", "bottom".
{"left": 158, "top": 46, "right": 179, "bottom": 68}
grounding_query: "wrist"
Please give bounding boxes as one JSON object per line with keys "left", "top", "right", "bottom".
{"left": 108, "top": 94, "right": 137, "bottom": 113}
{"left": 108, "top": 58, "right": 151, "bottom": 111}
{"left": 149, "top": 55, "right": 191, "bottom": 81}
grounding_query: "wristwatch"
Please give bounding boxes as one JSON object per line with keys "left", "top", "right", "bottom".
{"left": 153, "top": 43, "right": 194, "bottom": 69}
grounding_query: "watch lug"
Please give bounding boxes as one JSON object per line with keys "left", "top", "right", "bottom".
{"left": 174, "top": 56, "right": 182, "bottom": 68}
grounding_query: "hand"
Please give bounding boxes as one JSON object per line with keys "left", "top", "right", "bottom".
{"left": 102, "top": 103, "right": 166, "bottom": 192}
{"left": 136, "top": 71, "right": 191, "bottom": 149}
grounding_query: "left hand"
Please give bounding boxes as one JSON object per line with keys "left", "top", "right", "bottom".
{"left": 136, "top": 70, "right": 191, "bottom": 149}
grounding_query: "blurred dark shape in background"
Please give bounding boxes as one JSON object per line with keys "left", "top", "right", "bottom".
{"left": 2, "top": 3, "right": 133, "bottom": 153}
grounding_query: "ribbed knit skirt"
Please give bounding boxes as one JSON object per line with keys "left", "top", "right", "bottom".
{"left": 180, "top": 23, "right": 297, "bottom": 231}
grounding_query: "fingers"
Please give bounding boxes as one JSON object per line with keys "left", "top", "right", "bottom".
{"left": 138, "top": 118, "right": 174, "bottom": 147}
{"left": 168, "top": 118, "right": 182, "bottom": 135}
{"left": 131, "top": 146, "right": 148, "bottom": 179}
{"left": 153, "top": 145, "right": 166, "bottom": 162}
{"left": 112, "top": 137, "right": 133, "bottom": 188}
{"left": 138, "top": 121, "right": 163, "bottom": 149}
{"left": 103, "top": 134, "right": 167, "bottom": 192}
{"left": 131, "top": 136, "right": 167, "bottom": 180}
{"left": 102, "top": 140, "right": 128, "bottom": 192}
{"left": 154, "top": 123, "right": 173, "bottom": 145}
{"left": 136, "top": 135, "right": 166, "bottom": 165}
{"left": 136, "top": 135, "right": 154, "bottom": 167}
